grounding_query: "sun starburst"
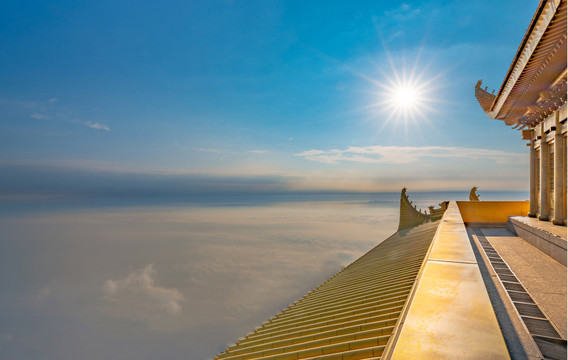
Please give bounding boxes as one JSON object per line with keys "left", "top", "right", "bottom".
{"left": 392, "top": 85, "right": 418, "bottom": 108}
{"left": 349, "top": 49, "right": 445, "bottom": 139}
{"left": 375, "top": 64, "right": 439, "bottom": 131}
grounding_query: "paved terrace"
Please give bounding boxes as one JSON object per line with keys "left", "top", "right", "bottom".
{"left": 459, "top": 201, "right": 567, "bottom": 359}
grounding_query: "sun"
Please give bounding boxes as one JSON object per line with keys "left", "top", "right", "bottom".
{"left": 344, "top": 46, "right": 444, "bottom": 137}
{"left": 392, "top": 85, "right": 418, "bottom": 108}
{"left": 363, "top": 60, "right": 442, "bottom": 137}
{"left": 375, "top": 76, "right": 432, "bottom": 127}
{"left": 380, "top": 74, "right": 431, "bottom": 115}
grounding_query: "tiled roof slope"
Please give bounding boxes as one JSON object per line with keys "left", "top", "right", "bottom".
{"left": 215, "top": 221, "right": 440, "bottom": 360}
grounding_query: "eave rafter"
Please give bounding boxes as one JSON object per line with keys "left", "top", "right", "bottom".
{"left": 475, "top": 0, "right": 567, "bottom": 129}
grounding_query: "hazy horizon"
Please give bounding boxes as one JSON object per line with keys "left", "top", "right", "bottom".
{"left": 0, "top": 161, "right": 529, "bottom": 199}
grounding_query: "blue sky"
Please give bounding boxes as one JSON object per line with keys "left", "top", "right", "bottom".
{"left": 0, "top": 0, "right": 538, "bottom": 193}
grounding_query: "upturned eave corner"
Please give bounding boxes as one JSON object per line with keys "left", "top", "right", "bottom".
{"left": 397, "top": 188, "right": 448, "bottom": 231}
{"left": 474, "top": 79, "right": 497, "bottom": 118}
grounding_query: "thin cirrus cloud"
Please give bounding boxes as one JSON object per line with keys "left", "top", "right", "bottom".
{"left": 101, "top": 264, "right": 185, "bottom": 330}
{"left": 30, "top": 113, "right": 51, "bottom": 120}
{"left": 71, "top": 119, "right": 110, "bottom": 131}
{"left": 26, "top": 99, "right": 109, "bottom": 131}
{"left": 295, "top": 145, "right": 525, "bottom": 165}
{"left": 83, "top": 120, "right": 110, "bottom": 131}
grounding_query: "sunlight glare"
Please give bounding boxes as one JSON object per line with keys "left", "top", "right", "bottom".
{"left": 362, "top": 55, "right": 444, "bottom": 139}
{"left": 344, "top": 44, "right": 445, "bottom": 139}
{"left": 393, "top": 86, "right": 417, "bottom": 108}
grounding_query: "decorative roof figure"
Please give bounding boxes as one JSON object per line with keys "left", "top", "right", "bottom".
{"left": 398, "top": 188, "right": 448, "bottom": 231}
{"left": 469, "top": 186, "right": 480, "bottom": 201}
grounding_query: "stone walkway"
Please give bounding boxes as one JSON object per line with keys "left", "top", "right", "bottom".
{"left": 480, "top": 227, "right": 567, "bottom": 339}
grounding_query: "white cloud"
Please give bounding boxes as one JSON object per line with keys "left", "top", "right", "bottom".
{"left": 72, "top": 119, "right": 110, "bottom": 131}
{"left": 30, "top": 113, "right": 51, "bottom": 120}
{"left": 48, "top": 98, "right": 58, "bottom": 104}
{"left": 296, "top": 145, "right": 525, "bottom": 165}
{"left": 101, "top": 264, "right": 185, "bottom": 329}
{"left": 247, "top": 150, "right": 269, "bottom": 154}
{"left": 83, "top": 121, "right": 110, "bottom": 131}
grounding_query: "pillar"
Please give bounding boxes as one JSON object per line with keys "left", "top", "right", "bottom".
{"left": 528, "top": 134, "right": 538, "bottom": 217}
{"left": 538, "top": 126, "right": 550, "bottom": 221}
{"left": 552, "top": 113, "right": 566, "bottom": 225}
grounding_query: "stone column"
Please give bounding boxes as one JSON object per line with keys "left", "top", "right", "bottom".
{"left": 538, "top": 125, "right": 550, "bottom": 221}
{"left": 552, "top": 115, "right": 566, "bottom": 225}
{"left": 528, "top": 135, "right": 538, "bottom": 217}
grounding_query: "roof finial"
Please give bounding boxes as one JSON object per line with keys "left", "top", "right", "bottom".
{"left": 469, "top": 186, "right": 480, "bottom": 201}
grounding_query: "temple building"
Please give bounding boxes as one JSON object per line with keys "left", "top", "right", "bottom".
{"left": 475, "top": 0, "right": 567, "bottom": 226}
{"left": 215, "top": 1, "right": 567, "bottom": 359}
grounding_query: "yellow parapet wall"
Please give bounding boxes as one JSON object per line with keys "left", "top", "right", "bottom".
{"left": 456, "top": 201, "right": 529, "bottom": 224}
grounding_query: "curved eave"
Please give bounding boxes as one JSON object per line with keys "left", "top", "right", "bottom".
{"left": 476, "top": 0, "right": 567, "bottom": 128}
{"left": 495, "top": 1, "right": 567, "bottom": 124}
{"left": 474, "top": 82, "right": 497, "bottom": 118}
{"left": 398, "top": 188, "right": 446, "bottom": 231}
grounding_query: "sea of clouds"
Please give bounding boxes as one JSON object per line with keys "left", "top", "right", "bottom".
{"left": 0, "top": 200, "right": 399, "bottom": 360}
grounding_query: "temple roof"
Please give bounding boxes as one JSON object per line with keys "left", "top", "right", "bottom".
{"left": 215, "top": 221, "right": 441, "bottom": 360}
{"left": 215, "top": 192, "right": 451, "bottom": 360}
{"left": 475, "top": 0, "right": 567, "bottom": 128}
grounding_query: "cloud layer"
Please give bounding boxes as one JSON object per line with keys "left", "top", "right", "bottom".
{"left": 101, "top": 264, "right": 185, "bottom": 329}
{"left": 0, "top": 199, "right": 401, "bottom": 359}
{"left": 296, "top": 145, "right": 525, "bottom": 165}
